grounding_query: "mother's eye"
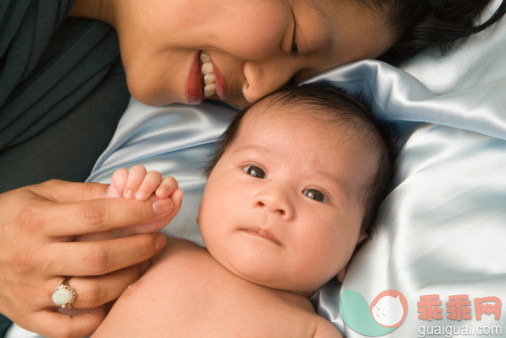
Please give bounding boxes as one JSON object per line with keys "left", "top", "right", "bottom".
{"left": 243, "top": 165, "right": 265, "bottom": 178}
{"left": 302, "top": 189, "right": 326, "bottom": 202}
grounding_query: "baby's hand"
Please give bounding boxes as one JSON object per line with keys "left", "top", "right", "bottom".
{"left": 107, "top": 165, "right": 179, "bottom": 201}
{"left": 78, "top": 166, "right": 182, "bottom": 242}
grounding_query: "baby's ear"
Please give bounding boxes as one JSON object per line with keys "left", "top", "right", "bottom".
{"left": 357, "top": 232, "right": 369, "bottom": 245}
{"left": 337, "top": 266, "right": 348, "bottom": 283}
{"left": 337, "top": 232, "right": 370, "bottom": 282}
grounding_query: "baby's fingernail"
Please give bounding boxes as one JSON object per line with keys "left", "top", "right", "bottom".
{"left": 135, "top": 191, "right": 148, "bottom": 200}
{"left": 152, "top": 199, "right": 173, "bottom": 214}
{"left": 124, "top": 190, "right": 134, "bottom": 199}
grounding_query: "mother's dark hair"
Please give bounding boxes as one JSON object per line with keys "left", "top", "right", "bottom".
{"left": 368, "top": 0, "right": 506, "bottom": 64}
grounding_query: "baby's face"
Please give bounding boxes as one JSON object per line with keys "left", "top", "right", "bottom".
{"left": 115, "top": 0, "right": 396, "bottom": 107}
{"left": 198, "top": 100, "right": 378, "bottom": 294}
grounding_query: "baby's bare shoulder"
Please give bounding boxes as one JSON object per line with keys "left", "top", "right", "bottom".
{"left": 137, "top": 237, "right": 211, "bottom": 283}
{"left": 160, "top": 236, "right": 204, "bottom": 255}
{"left": 311, "top": 316, "right": 343, "bottom": 338}
{"left": 240, "top": 297, "right": 341, "bottom": 338}
{"left": 151, "top": 237, "right": 208, "bottom": 266}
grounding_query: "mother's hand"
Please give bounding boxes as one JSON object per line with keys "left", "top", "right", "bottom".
{"left": 0, "top": 179, "right": 175, "bottom": 337}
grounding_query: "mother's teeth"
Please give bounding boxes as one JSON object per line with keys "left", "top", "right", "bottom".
{"left": 204, "top": 74, "right": 216, "bottom": 84}
{"left": 201, "top": 63, "right": 214, "bottom": 75}
{"left": 200, "top": 52, "right": 211, "bottom": 63}
{"left": 204, "top": 84, "right": 216, "bottom": 97}
{"left": 200, "top": 51, "right": 217, "bottom": 97}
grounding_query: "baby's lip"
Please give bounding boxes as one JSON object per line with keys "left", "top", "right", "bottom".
{"left": 240, "top": 227, "right": 283, "bottom": 247}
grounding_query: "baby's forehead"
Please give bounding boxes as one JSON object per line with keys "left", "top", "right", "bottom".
{"left": 245, "top": 96, "right": 358, "bottom": 132}
{"left": 241, "top": 95, "right": 382, "bottom": 164}
{"left": 241, "top": 99, "right": 375, "bottom": 158}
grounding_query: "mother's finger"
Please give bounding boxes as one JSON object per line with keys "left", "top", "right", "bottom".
{"left": 48, "top": 234, "right": 166, "bottom": 276}
{"left": 54, "top": 262, "right": 150, "bottom": 309}
{"left": 44, "top": 196, "right": 174, "bottom": 237}
{"left": 29, "top": 307, "right": 106, "bottom": 338}
{"left": 28, "top": 179, "right": 109, "bottom": 203}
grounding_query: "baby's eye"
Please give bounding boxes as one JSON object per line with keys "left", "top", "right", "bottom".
{"left": 243, "top": 165, "right": 265, "bottom": 178}
{"left": 302, "top": 189, "right": 326, "bottom": 202}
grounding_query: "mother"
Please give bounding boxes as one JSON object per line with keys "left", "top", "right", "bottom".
{"left": 1, "top": 0, "right": 504, "bottom": 336}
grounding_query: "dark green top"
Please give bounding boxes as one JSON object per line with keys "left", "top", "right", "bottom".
{"left": 0, "top": 0, "right": 131, "bottom": 334}
{"left": 0, "top": 0, "right": 130, "bottom": 192}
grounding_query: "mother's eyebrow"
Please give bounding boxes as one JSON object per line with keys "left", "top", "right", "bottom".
{"left": 306, "top": 0, "right": 332, "bottom": 26}
{"left": 301, "top": 0, "right": 335, "bottom": 51}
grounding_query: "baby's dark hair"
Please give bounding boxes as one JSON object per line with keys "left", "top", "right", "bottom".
{"left": 366, "top": 0, "right": 506, "bottom": 64}
{"left": 204, "top": 83, "right": 395, "bottom": 234}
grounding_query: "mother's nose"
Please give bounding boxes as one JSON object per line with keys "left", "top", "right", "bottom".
{"left": 241, "top": 57, "right": 299, "bottom": 103}
{"left": 252, "top": 185, "right": 295, "bottom": 220}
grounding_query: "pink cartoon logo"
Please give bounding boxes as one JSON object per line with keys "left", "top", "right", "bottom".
{"left": 370, "top": 290, "right": 408, "bottom": 328}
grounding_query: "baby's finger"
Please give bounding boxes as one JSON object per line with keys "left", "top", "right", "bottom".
{"left": 123, "top": 165, "right": 147, "bottom": 199}
{"left": 169, "top": 189, "right": 183, "bottom": 219}
{"left": 155, "top": 177, "right": 179, "bottom": 198}
{"left": 135, "top": 171, "right": 163, "bottom": 201}
{"left": 106, "top": 168, "right": 129, "bottom": 198}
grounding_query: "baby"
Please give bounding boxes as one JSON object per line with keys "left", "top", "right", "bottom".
{"left": 89, "top": 84, "right": 394, "bottom": 337}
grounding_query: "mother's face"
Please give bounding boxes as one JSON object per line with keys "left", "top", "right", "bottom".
{"left": 114, "top": 0, "right": 395, "bottom": 107}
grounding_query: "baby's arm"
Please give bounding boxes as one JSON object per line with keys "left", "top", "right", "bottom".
{"left": 78, "top": 165, "right": 183, "bottom": 241}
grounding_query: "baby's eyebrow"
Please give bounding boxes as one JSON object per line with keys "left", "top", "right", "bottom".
{"left": 232, "top": 144, "right": 270, "bottom": 155}
{"left": 313, "top": 168, "right": 351, "bottom": 200}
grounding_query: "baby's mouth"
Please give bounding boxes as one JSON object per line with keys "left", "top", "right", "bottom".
{"left": 200, "top": 51, "right": 217, "bottom": 97}
{"left": 241, "top": 227, "right": 283, "bottom": 247}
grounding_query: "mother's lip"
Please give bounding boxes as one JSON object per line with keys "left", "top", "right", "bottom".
{"left": 210, "top": 58, "right": 228, "bottom": 99}
{"left": 187, "top": 52, "right": 203, "bottom": 104}
{"left": 241, "top": 227, "right": 283, "bottom": 247}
